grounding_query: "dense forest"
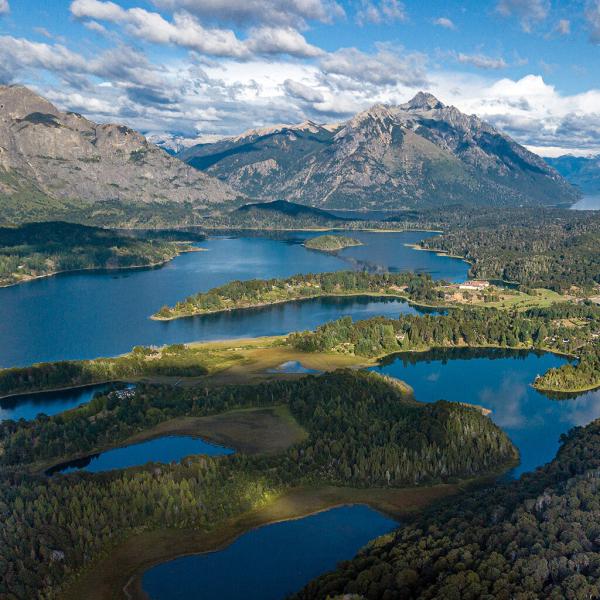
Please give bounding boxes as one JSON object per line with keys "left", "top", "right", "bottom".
{"left": 418, "top": 207, "right": 600, "bottom": 291}
{"left": 0, "top": 371, "right": 515, "bottom": 599}
{"left": 288, "top": 305, "right": 600, "bottom": 392}
{"left": 0, "top": 222, "right": 203, "bottom": 287}
{"left": 154, "top": 271, "right": 444, "bottom": 320}
{"left": 0, "top": 344, "right": 213, "bottom": 397}
{"left": 294, "top": 415, "right": 600, "bottom": 600}
{"left": 304, "top": 235, "right": 362, "bottom": 251}
{"left": 0, "top": 371, "right": 515, "bottom": 483}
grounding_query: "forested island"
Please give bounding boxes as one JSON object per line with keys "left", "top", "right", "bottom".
{"left": 0, "top": 222, "right": 204, "bottom": 287}
{"left": 304, "top": 234, "right": 363, "bottom": 252}
{"left": 0, "top": 371, "right": 516, "bottom": 599}
{"left": 153, "top": 271, "right": 444, "bottom": 320}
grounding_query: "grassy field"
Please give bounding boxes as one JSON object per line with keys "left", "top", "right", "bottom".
{"left": 39, "top": 406, "right": 307, "bottom": 474}
{"left": 442, "top": 285, "right": 569, "bottom": 311}
{"left": 61, "top": 482, "right": 470, "bottom": 600}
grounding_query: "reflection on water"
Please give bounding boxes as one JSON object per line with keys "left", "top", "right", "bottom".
{"left": 370, "top": 348, "right": 600, "bottom": 476}
{"left": 142, "top": 505, "right": 397, "bottom": 600}
{"left": 267, "top": 361, "right": 321, "bottom": 374}
{"left": 47, "top": 435, "right": 233, "bottom": 475}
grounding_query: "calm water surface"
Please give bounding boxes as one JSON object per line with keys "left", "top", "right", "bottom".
{"left": 0, "top": 231, "right": 468, "bottom": 368}
{"left": 142, "top": 505, "right": 397, "bottom": 600}
{"left": 0, "top": 383, "right": 113, "bottom": 421}
{"left": 47, "top": 435, "right": 233, "bottom": 475}
{"left": 570, "top": 195, "right": 600, "bottom": 210}
{"left": 370, "top": 348, "right": 600, "bottom": 476}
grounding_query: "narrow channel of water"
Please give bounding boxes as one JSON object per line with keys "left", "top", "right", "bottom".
{"left": 47, "top": 435, "right": 233, "bottom": 475}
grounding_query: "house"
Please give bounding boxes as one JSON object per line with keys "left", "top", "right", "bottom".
{"left": 459, "top": 280, "right": 490, "bottom": 291}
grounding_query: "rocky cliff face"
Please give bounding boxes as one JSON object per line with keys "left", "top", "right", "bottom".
{"left": 0, "top": 85, "right": 242, "bottom": 223}
{"left": 180, "top": 92, "right": 578, "bottom": 209}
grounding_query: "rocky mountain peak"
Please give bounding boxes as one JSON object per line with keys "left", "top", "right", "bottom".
{"left": 402, "top": 92, "right": 445, "bottom": 111}
{"left": 0, "top": 84, "right": 61, "bottom": 121}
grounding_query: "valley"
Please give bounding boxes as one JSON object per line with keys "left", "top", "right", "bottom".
{"left": 1, "top": 75, "right": 600, "bottom": 600}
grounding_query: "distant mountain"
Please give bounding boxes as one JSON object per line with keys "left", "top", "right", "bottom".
{"left": 545, "top": 155, "right": 600, "bottom": 195}
{"left": 180, "top": 92, "right": 577, "bottom": 210}
{"left": 0, "top": 85, "right": 243, "bottom": 224}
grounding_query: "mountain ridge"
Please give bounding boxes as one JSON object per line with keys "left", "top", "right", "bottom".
{"left": 179, "top": 92, "right": 578, "bottom": 210}
{"left": 0, "top": 85, "right": 243, "bottom": 224}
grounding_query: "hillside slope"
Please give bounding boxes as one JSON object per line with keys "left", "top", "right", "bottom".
{"left": 0, "top": 85, "right": 242, "bottom": 224}
{"left": 181, "top": 92, "right": 577, "bottom": 209}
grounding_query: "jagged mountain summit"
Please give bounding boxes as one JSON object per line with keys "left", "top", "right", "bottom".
{"left": 0, "top": 85, "right": 242, "bottom": 223}
{"left": 179, "top": 92, "right": 578, "bottom": 209}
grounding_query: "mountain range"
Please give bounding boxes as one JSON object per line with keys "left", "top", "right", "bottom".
{"left": 0, "top": 85, "right": 242, "bottom": 224}
{"left": 179, "top": 92, "right": 578, "bottom": 210}
{"left": 545, "top": 154, "right": 600, "bottom": 195}
{"left": 0, "top": 86, "right": 579, "bottom": 225}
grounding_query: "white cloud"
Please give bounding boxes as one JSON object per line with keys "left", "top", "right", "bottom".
{"left": 433, "top": 17, "right": 456, "bottom": 30}
{"left": 151, "top": 0, "right": 345, "bottom": 28}
{"left": 246, "top": 26, "right": 323, "bottom": 57}
{"left": 320, "top": 44, "right": 427, "bottom": 87}
{"left": 586, "top": 0, "right": 600, "bottom": 43}
{"left": 496, "top": 0, "right": 549, "bottom": 32}
{"left": 356, "top": 0, "right": 407, "bottom": 25}
{"left": 283, "top": 78, "right": 324, "bottom": 102}
{"left": 0, "top": 0, "right": 9, "bottom": 15}
{"left": 70, "top": 0, "right": 323, "bottom": 58}
{"left": 555, "top": 19, "right": 570, "bottom": 35}
{"left": 456, "top": 52, "right": 507, "bottom": 70}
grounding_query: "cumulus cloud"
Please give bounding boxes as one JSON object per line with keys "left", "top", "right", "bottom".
{"left": 433, "top": 17, "right": 455, "bottom": 30}
{"left": 70, "top": 0, "right": 323, "bottom": 58}
{"left": 455, "top": 52, "right": 508, "bottom": 70}
{"left": 320, "top": 44, "right": 427, "bottom": 87}
{"left": 151, "top": 0, "right": 345, "bottom": 28}
{"left": 283, "top": 78, "right": 324, "bottom": 102}
{"left": 496, "top": 0, "right": 549, "bottom": 32}
{"left": 355, "top": 0, "right": 407, "bottom": 25}
{"left": 0, "top": 0, "right": 9, "bottom": 15}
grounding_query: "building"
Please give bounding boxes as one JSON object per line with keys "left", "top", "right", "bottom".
{"left": 459, "top": 280, "right": 490, "bottom": 291}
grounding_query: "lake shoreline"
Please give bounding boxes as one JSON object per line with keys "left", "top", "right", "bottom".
{"left": 60, "top": 472, "right": 510, "bottom": 600}
{"left": 0, "top": 244, "right": 204, "bottom": 290}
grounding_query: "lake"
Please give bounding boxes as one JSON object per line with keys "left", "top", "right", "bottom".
{"left": 0, "top": 231, "right": 468, "bottom": 368}
{"left": 0, "top": 383, "right": 113, "bottom": 421}
{"left": 46, "top": 435, "right": 233, "bottom": 475}
{"left": 142, "top": 505, "right": 397, "bottom": 600}
{"left": 370, "top": 348, "right": 600, "bottom": 476}
{"left": 570, "top": 196, "right": 600, "bottom": 210}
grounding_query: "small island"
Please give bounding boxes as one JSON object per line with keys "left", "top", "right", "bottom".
{"left": 304, "top": 234, "right": 363, "bottom": 252}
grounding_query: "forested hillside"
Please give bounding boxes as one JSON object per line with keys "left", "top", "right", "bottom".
{"left": 295, "top": 416, "right": 600, "bottom": 600}
{"left": 0, "top": 371, "right": 514, "bottom": 598}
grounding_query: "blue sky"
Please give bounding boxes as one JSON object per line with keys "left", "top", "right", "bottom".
{"left": 1, "top": 0, "right": 600, "bottom": 155}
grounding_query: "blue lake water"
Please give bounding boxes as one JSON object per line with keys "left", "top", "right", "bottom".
{"left": 0, "top": 231, "right": 468, "bottom": 368}
{"left": 370, "top": 348, "right": 600, "bottom": 476}
{"left": 47, "top": 435, "right": 233, "bottom": 475}
{"left": 142, "top": 505, "right": 397, "bottom": 600}
{"left": 570, "top": 196, "right": 600, "bottom": 210}
{"left": 0, "top": 383, "right": 113, "bottom": 421}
